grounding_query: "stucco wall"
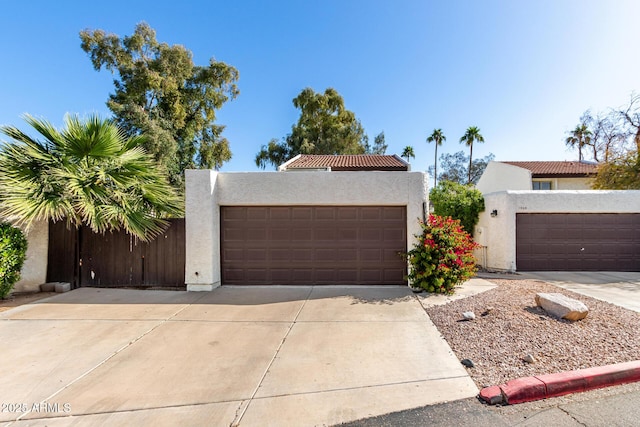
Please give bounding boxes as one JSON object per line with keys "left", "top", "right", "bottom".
{"left": 13, "top": 220, "right": 48, "bottom": 293}
{"left": 554, "top": 177, "right": 592, "bottom": 190}
{"left": 185, "top": 170, "right": 429, "bottom": 290}
{"left": 476, "top": 161, "right": 531, "bottom": 194}
{"left": 475, "top": 190, "right": 640, "bottom": 271}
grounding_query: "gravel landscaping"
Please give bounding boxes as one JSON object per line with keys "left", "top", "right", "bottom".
{"left": 425, "top": 277, "right": 640, "bottom": 389}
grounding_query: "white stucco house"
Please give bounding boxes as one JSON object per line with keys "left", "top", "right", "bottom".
{"left": 476, "top": 161, "right": 597, "bottom": 194}
{"left": 474, "top": 160, "right": 640, "bottom": 273}
{"left": 185, "top": 155, "right": 428, "bottom": 290}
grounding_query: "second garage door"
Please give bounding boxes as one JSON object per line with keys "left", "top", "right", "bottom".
{"left": 221, "top": 206, "right": 407, "bottom": 285}
{"left": 516, "top": 213, "right": 640, "bottom": 271}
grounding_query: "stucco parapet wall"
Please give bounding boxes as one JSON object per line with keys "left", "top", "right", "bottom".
{"left": 214, "top": 171, "right": 427, "bottom": 206}
{"left": 495, "top": 190, "right": 640, "bottom": 213}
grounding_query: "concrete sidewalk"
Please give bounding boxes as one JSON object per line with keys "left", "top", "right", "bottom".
{"left": 0, "top": 286, "right": 479, "bottom": 426}
{"left": 518, "top": 271, "right": 640, "bottom": 313}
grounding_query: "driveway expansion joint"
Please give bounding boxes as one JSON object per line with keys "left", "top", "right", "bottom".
{"left": 558, "top": 405, "right": 588, "bottom": 427}
{"left": 249, "top": 375, "right": 473, "bottom": 400}
{"left": 230, "top": 285, "right": 315, "bottom": 426}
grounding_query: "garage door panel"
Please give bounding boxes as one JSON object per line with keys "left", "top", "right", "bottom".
{"left": 247, "top": 207, "right": 268, "bottom": 220}
{"left": 269, "top": 207, "right": 291, "bottom": 220}
{"left": 270, "top": 229, "right": 291, "bottom": 240}
{"left": 293, "top": 249, "right": 313, "bottom": 261}
{"left": 361, "top": 248, "right": 382, "bottom": 262}
{"left": 315, "top": 207, "right": 336, "bottom": 220}
{"left": 315, "top": 249, "right": 336, "bottom": 262}
{"left": 223, "top": 268, "right": 244, "bottom": 281}
{"left": 517, "top": 213, "right": 640, "bottom": 271}
{"left": 361, "top": 269, "right": 383, "bottom": 282}
{"left": 361, "top": 207, "right": 382, "bottom": 220}
{"left": 224, "top": 248, "right": 244, "bottom": 261}
{"left": 338, "top": 207, "right": 358, "bottom": 220}
{"left": 292, "top": 207, "right": 313, "bottom": 220}
{"left": 314, "top": 228, "right": 337, "bottom": 240}
{"left": 339, "top": 228, "right": 358, "bottom": 240}
{"left": 338, "top": 270, "right": 358, "bottom": 282}
{"left": 338, "top": 249, "right": 358, "bottom": 261}
{"left": 384, "top": 228, "right": 405, "bottom": 241}
{"left": 223, "top": 228, "right": 245, "bottom": 241}
{"left": 246, "top": 250, "right": 267, "bottom": 262}
{"left": 385, "top": 269, "right": 405, "bottom": 282}
{"left": 383, "top": 248, "right": 402, "bottom": 262}
{"left": 361, "top": 229, "right": 382, "bottom": 241}
{"left": 292, "top": 228, "right": 313, "bottom": 240}
{"left": 293, "top": 269, "right": 314, "bottom": 283}
{"left": 221, "top": 206, "right": 406, "bottom": 285}
{"left": 271, "top": 249, "right": 290, "bottom": 261}
{"left": 384, "top": 207, "right": 405, "bottom": 220}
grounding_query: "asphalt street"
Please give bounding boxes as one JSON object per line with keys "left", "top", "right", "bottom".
{"left": 339, "top": 382, "right": 640, "bottom": 427}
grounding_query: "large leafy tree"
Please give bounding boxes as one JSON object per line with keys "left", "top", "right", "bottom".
{"left": 364, "top": 131, "right": 387, "bottom": 154}
{"left": 426, "top": 128, "right": 446, "bottom": 188}
{"left": 592, "top": 151, "right": 640, "bottom": 189}
{"left": 459, "top": 126, "right": 485, "bottom": 184}
{"left": 429, "top": 180, "right": 485, "bottom": 234}
{"left": 255, "top": 88, "right": 367, "bottom": 169}
{"left": 428, "top": 151, "right": 494, "bottom": 185}
{"left": 80, "top": 22, "right": 239, "bottom": 187}
{"left": 0, "top": 115, "right": 183, "bottom": 241}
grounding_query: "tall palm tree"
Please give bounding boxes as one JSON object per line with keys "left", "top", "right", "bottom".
{"left": 565, "top": 124, "right": 592, "bottom": 162}
{"left": 0, "top": 115, "right": 183, "bottom": 241}
{"left": 460, "top": 126, "right": 485, "bottom": 184}
{"left": 401, "top": 146, "right": 415, "bottom": 163}
{"left": 426, "top": 129, "right": 446, "bottom": 187}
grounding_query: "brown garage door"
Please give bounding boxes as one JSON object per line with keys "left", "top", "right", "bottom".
{"left": 516, "top": 213, "right": 640, "bottom": 271}
{"left": 221, "top": 206, "right": 407, "bottom": 285}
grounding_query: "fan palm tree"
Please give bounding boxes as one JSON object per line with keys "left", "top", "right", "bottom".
{"left": 460, "top": 126, "right": 485, "bottom": 184}
{"left": 401, "top": 146, "right": 415, "bottom": 163}
{"left": 426, "top": 129, "right": 446, "bottom": 187}
{"left": 0, "top": 115, "right": 183, "bottom": 241}
{"left": 565, "top": 124, "right": 592, "bottom": 162}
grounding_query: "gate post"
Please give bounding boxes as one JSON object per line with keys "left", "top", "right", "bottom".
{"left": 185, "top": 170, "right": 220, "bottom": 291}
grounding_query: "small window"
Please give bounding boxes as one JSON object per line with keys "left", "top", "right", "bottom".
{"left": 532, "top": 181, "right": 552, "bottom": 190}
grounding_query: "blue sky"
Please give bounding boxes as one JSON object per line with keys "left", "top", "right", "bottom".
{"left": 1, "top": 0, "right": 639, "bottom": 172}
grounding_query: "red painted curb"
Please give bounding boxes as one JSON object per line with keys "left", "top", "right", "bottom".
{"left": 478, "top": 385, "right": 503, "bottom": 405}
{"left": 479, "top": 360, "right": 640, "bottom": 405}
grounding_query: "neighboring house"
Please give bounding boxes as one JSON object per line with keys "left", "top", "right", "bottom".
{"left": 474, "top": 160, "right": 640, "bottom": 273}
{"left": 278, "top": 154, "right": 410, "bottom": 171}
{"left": 476, "top": 161, "right": 597, "bottom": 194}
{"left": 185, "top": 154, "right": 427, "bottom": 290}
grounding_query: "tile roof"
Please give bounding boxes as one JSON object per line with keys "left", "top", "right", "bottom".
{"left": 501, "top": 161, "right": 598, "bottom": 177}
{"left": 281, "top": 154, "right": 409, "bottom": 171}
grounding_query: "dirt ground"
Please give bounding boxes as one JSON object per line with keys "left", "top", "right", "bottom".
{"left": 0, "top": 292, "right": 57, "bottom": 313}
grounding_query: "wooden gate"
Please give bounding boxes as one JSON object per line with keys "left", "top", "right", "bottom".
{"left": 47, "top": 219, "right": 185, "bottom": 288}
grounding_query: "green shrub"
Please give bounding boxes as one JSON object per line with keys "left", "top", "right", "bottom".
{"left": 0, "top": 222, "right": 28, "bottom": 299}
{"left": 429, "top": 180, "right": 485, "bottom": 234}
{"left": 406, "top": 215, "right": 479, "bottom": 294}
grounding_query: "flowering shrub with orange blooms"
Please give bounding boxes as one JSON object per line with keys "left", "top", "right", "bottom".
{"left": 405, "top": 214, "right": 480, "bottom": 294}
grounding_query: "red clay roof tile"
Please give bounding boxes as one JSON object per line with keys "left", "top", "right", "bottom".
{"left": 501, "top": 161, "right": 597, "bottom": 177}
{"left": 282, "top": 154, "right": 408, "bottom": 171}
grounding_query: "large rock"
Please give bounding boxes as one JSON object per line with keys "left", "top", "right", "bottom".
{"left": 535, "top": 292, "right": 588, "bottom": 321}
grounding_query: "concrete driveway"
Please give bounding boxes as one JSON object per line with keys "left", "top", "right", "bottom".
{"left": 0, "top": 286, "right": 478, "bottom": 427}
{"left": 519, "top": 272, "right": 640, "bottom": 313}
